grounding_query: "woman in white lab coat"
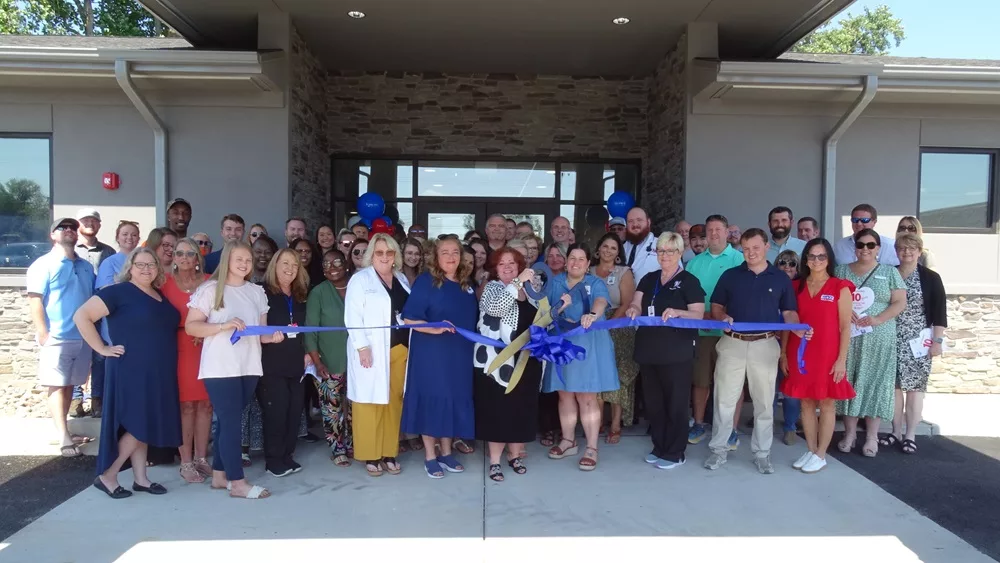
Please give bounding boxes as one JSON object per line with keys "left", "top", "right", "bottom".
{"left": 345, "top": 233, "right": 411, "bottom": 477}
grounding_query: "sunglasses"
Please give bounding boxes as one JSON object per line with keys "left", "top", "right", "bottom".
{"left": 340, "top": 240, "right": 354, "bottom": 246}
{"left": 806, "top": 254, "right": 828, "bottom": 262}
{"left": 119, "top": 220, "right": 139, "bottom": 227}
{"left": 850, "top": 217, "right": 873, "bottom": 224}
{"left": 54, "top": 224, "right": 76, "bottom": 232}
{"left": 174, "top": 250, "right": 198, "bottom": 258}
{"left": 374, "top": 249, "right": 395, "bottom": 258}
{"left": 352, "top": 248, "right": 367, "bottom": 256}
{"left": 249, "top": 231, "right": 264, "bottom": 238}
{"left": 410, "top": 229, "right": 427, "bottom": 235}
{"left": 897, "top": 225, "right": 917, "bottom": 233}
{"left": 777, "top": 260, "right": 797, "bottom": 268}
{"left": 322, "top": 259, "right": 345, "bottom": 268}
{"left": 195, "top": 239, "right": 212, "bottom": 247}
{"left": 855, "top": 241, "right": 878, "bottom": 250}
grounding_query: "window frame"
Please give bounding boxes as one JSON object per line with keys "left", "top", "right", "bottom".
{"left": 917, "top": 147, "right": 999, "bottom": 234}
{"left": 0, "top": 133, "right": 54, "bottom": 274}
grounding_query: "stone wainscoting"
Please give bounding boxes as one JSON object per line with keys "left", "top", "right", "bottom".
{"left": 930, "top": 296, "right": 1000, "bottom": 393}
{"left": 2, "top": 289, "right": 998, "bottom": 417}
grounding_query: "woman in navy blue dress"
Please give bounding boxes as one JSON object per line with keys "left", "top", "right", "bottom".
{"left": 73, "top": 247, "right": 182, "bottom": 499}
{"left": 401, "top": 236, "right": 478, "bottom": 479}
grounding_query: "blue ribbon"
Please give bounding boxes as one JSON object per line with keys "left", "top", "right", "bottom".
{"left": 233, "top": 317, "right": 811, "bottom": 373}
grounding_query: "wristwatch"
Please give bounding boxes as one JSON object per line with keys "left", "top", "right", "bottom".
{"left": 932, "top": 337, "right": 944, "bottom": 344}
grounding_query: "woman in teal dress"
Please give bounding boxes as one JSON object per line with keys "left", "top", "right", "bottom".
{"left": 834, "top": 229, "right": 906, "bottom": 458}
{"left": 544, "top": 243, "right": 618, "bottom": 471}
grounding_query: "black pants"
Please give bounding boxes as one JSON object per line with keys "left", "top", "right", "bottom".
{"left": 537, "top": 391, "right": 560, "bottom": 433}
{"left": 256, "top": 375, "right": 305, "bottom": 473}
{"left": 641, "top": 361, "right": 693, "bottom": 463}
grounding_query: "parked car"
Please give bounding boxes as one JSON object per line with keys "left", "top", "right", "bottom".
{"left": 0, "top": 242, "right": 49, "bottom": 267}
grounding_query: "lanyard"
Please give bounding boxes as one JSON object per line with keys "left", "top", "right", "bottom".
{"left": 284, "top": 294, "right": 295, "bottom": 324}
{"left": 651, "top": 266, "right": 682, "bottom": 303}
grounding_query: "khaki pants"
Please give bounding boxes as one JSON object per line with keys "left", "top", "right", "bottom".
{"left": 708, "top": 335, "right": 780, "bottom": 459}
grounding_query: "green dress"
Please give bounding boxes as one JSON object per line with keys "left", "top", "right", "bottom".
{"left": 835, "top": 263, "right": 905, "bottom": 419}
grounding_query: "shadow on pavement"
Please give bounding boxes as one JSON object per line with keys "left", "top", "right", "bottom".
{"left": 0, "top": 455, "right": 93, "bottom": 541}
{"left": 829, "top": 432, "right": 1000, "bottom": 562}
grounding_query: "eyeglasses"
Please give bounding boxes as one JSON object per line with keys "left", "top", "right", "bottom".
{"left": 656, "top": 248, "right": 680, "bottom": 255}
{"left": 195, "top": 239, "right": 212, "bottom": 247}
{"left": 897, "top": 225, "right": 918, "bottom": 233}
{"left": 175, "top": 250, "right": 198, "bottom": 258}
{"left": 806, "top": 254, "right": 828, "bottom": 262}
{"left": 897, "top": 246, "right": 921, "bottom": 254}
{"left": 855, "top": 241, "right": 878, "bottom": 250}
{"left": 322, "top": 259, "right": 345, "bottom": 268}
{"left": 777, "top": 260, "right": 797, "bottom": 268}
{"left": 374, "top": 250, "right": 395, "bottom": 258}
{"left": 132, "top": 262, "right": 157, "bottom": 270}
{"left": 850, "top": 217, "right": 874, "bottom": 224}
{"left": 352, "top": 248, "right": 366, "bottom": 256}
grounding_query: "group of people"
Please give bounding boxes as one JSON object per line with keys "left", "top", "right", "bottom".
{"left": 24, "top": 196, "right": 946, "bottom": 500}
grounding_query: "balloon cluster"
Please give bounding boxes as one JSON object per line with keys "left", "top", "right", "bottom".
{"left": 606, "top": 191, "right": 635, "bottom": 220}
{"left": 357, "top": 193, "right": 396, "bottom": 236}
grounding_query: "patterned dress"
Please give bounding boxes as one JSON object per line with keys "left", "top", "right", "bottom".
{"left": 897, "top": 269, "right": 932, "bottom": 392}
{"left": 590, "top": 265, "right": 639, "bottom": 427}
{"left": 835, "top": 263, "right": 906, "bottom": 419}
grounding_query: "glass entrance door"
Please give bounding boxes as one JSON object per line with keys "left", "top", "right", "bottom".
{"left": 417, "top": 202, "right": 553, "bottom": 240}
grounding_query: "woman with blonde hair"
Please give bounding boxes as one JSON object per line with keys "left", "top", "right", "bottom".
{"left": 146, "top": 227, "right": 177, "bottom": 270}
{"left": 185, "top": 241, "right": 284, "bottom": 499}
{"left": 896, "top": 216, "right": 936, "bottom": 269}
{"left": 258, "top": 248, "right": 311, "bottom": 477}
{"left": 161, "top": 238, "right": 212, "bottom": 483}
{"left": 346, "top": 233, "right": 412, "bottom": 476}
{"left": 401, "top": 236, "right": 478, "bottom": 478}
{"left": 74, "top": 247, "right": 182, "bottom": 498}
{"left": 248, "top": 224, "right": 268, "bottom": 245}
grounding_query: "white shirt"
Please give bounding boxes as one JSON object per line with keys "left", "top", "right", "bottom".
{"left": 834, "top": 234, "right": 900, "bottom": 266}
{"left": 624, "top": 232, "right": 659, "bottom": 283}
{"left": 189, "top": 280, "right": 269, "bottom": 379}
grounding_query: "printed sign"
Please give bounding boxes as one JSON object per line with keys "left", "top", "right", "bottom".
{"left": 852, "top": 287, "right": 875, "bottom": 313}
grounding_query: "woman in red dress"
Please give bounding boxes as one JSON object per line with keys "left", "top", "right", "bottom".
{"left": 780, "top": 238, "right": 855, "bottom": 474}
{"left": 162, "top": 238, "right": 211, "bottom": 483}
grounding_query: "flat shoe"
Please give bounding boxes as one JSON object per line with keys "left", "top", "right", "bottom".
{"left": 93, "top": 477, "right": 132, "bottom": 499}
{"left": 132, "top": 482, "right": 167, "bottom": 495}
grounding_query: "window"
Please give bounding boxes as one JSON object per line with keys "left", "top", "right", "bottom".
{"left": 417, "top": 161, "right": 555, "bottom": 198}
{"left": 919, "top": 149, "right": 997, "bottom": 231}
{"left": 0, "top": 136, "right": 52, "bottom": 267}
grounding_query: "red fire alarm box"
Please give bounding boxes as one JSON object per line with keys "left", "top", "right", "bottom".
{"left": 102, "top": 173, "right": 120, "bottom": 190}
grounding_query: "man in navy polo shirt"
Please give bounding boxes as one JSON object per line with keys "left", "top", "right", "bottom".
{"left": 704, "top": 228, "right": 801, "bottom": 474}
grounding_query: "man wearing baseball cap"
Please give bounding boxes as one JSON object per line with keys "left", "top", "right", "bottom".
{"left": 166, "top": 198, "right": 192, "bottom": 239}
{"left": 348, "top": 215, "right": 369, "bottom": 241}
{"left": 608, "top": 217, "right": 626, "bottom": 242}
{"left": 26, "top": 218, "right": 96, "bottom": 455}
{"left": 73, "top": 208, "right": 115, "bottom": 417}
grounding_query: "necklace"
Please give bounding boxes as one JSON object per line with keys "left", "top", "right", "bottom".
{"left": 334, "top": 284, "right": 347, "bottom": 290}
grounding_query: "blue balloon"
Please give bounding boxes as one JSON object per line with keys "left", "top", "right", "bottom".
{"left": 357, "top": 192, "right": 385, "bottom": 220}
{"left": 606, "top": 191, "right": 635, "bottom": 219}
{"left": 362, "top": 217, "right": 373, "bottom": 228}
{"left": 380, "top": 215, "right": 393, "bottom": 226}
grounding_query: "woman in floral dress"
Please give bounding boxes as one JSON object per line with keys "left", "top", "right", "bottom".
{"left": 834, "top": 229, "right": 906, "bottom": 458}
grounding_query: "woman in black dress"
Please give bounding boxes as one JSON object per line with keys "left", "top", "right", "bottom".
{"left": 473, "top": 247, "right": 540, "bottom": 482}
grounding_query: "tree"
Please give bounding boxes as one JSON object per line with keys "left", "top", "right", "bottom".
{"left": 0, "top": 178, "right": 50, "bottom": 242}
{"left": 791, "top": 5, "right": 905, "bottom": 55}
{"left": 0, "top": 0, "right": 168, "bottom": 36}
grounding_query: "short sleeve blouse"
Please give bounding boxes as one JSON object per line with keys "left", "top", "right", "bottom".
{"left": 189, "top": 280, "right": 269, "bottom": 379}
{"left": 633, "top": 270, "right": 706, "bottom": 364}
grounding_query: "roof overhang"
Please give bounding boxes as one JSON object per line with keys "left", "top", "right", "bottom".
{"left": 693, "top": 59, "right": 1000, "bottom": 105}
{"left": 0, "top": 45, "right": 282, "bottom": 94}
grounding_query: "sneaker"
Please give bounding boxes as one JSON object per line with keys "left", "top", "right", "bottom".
{"left": 754, "top": 456, "right": 775, "bottom": 474}
{"left": 68, "top": 398, "right": 86, "bottom": 418}
{"left": 655, "top": 456, "right": 686, "bottom": 470}
{"left": 267, "top": 466, "right": 294, "bottom": 478}
{"left": 644, "top": 452, "right": 659, "bottom": 464}
{"left": 728, "top": 430, "right": 740, "bottom": 451}
{"left": 783, "top": 430, "right": 797, "bottom": 446}
{"left": 688, "top": 417, "right": 695, "bottom": 427}
{"left": 687, "top": 424, "right": 708, "bottom": 444}
{"left": 704, "top": 453, "right": 727, "bottom": 470}
{"left": 288, "top": 460, "right": 303, "bottom": 474}
{"left": 300, "top": 432, "right": 320, "bottom": 444}
{"left": 801, "top": 455, "right": 827, "bottom": 474}
{"left": 792, "top": 451, "right": 814, "bottom": 470}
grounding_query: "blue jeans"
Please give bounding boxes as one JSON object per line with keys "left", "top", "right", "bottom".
{"left": 205, "top": 376, "right": 259, "bottom": 481}
{"left": 775, "top": 373, "right": 800, "bottom": 432}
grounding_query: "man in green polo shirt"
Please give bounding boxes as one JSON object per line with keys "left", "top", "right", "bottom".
{"left": 684, "top": 214, "right": 745, "bottom": 446}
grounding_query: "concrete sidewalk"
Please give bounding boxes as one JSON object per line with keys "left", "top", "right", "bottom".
{"left": 0, "top": 433, "right": 992, "bottom": 563}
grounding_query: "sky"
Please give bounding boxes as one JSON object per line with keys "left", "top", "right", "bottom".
{"left": 850, "top": 0, "right": 1000, "bottom": 59}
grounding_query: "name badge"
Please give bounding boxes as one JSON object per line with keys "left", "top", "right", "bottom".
{"left": 820, "top": 294, "right": 835, "bottom": 302}
{"left": 647, "top": 305, "right": 656, "bottom": 317}
{"left": 584, "top": 285, "right": 592, "bottom": 295}
{"left": 875, "top": 275, "right": 887, "bottom": 280}
{"left": 607, "top": 275, "right": 616, "bottom": 286}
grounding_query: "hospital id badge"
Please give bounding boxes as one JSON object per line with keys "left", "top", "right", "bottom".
{"left": 288, "top": 323, "right": 298, "bottom": 338}
{"left": 647, "top": 305, "right": 656, "bottom": 317}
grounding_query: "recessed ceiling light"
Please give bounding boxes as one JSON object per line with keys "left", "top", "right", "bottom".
{"left": 612, "top": 17, "right": 630, "bottom": 25}
{"left": 347, "top": 11, "right": 366, "bottom": 19}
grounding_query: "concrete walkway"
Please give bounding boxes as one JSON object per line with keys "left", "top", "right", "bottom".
{"left": 0, "top": 432, "right": 992, "bottom": 563}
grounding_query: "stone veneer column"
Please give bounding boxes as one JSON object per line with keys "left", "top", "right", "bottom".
{"left": 288, "top": 28, "right": 331, "bottom": 232}
{"left": 643, "top": 37, "right": 686, "bottom": 233}
{"left": 930, "top": 296, "right": 1000, "bottom": 393}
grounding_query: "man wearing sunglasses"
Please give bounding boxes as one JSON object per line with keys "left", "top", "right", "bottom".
{"left": 833, "top": 204, "right": 899, "bottom": 266}
{"left": 27, "top": 218, "right": 97, "bottom": 457}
